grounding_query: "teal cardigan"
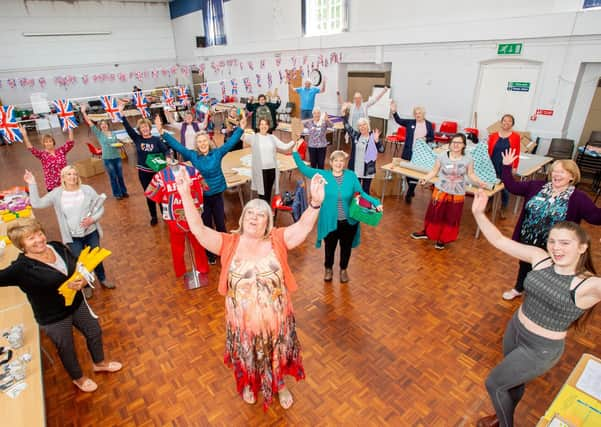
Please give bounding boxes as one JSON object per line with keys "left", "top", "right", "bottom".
{"left": 292, "top": 152, "right": 381, "bottom": 248}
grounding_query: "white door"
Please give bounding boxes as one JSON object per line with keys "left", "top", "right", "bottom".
{"left": 474, "top": 61, "right": 540, "bottom": 132}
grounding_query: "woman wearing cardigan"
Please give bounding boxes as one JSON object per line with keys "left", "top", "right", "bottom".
{"left": 0, "top": 218, "right": 122, "bottom": 393}
{"left": 25, "top": 166, "right": 115, "bottom": 296}
{"left": 117, "top": 101, "right": 169, "bottom": 226}
{"left": 292, "top": 147, "right": 382, "bottom": 283}
{"left": 500, "top": 149, "right": 601, "bottom": 301}
{"left": 242, "top": 118, "right": 295, "bottom": 202}
{"left": 390, "top": 101, "right": 435, "bottom": 203}
{"left": 343, "top": 114, "right": 384, "bottom": 194}
{"left": 175, "top": 168, "right": 325, "bottom": 410}
{"left": 156, "top": 115, "right": 245, "bottom": 263}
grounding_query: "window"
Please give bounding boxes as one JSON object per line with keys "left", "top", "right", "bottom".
{"left": 583, "top": 0, "right": 601, "bottom": 9}
{"left": 303, "top": 0, "right": 348, "bottom": 37}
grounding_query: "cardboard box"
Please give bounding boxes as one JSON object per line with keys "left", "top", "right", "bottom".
{"left": 487, "top": 121, "right": 537, "bottom": 153}
{"left": 372, "top": 168, "right": 404, "bottom": 198}
{"left": 74, "top": 157, "right": 105, "bottom": 178}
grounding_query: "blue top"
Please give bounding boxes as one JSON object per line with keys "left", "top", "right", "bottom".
{"left": 491, "top": 136, "right": 510, "bottom": 178}
{"left": 295, "top": 87, "right": 320, "bottom": 111}
{"left": 91, "top": 126, "right": 121, "bottom": 160}
{"left": 292, "top": 151, "right": 381, "bottom": 248}
{"left": 161, "top": 128, "right": 243, "bottom": 196}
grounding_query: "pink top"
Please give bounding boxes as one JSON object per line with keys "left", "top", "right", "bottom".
{"left": 414, "top": 122, "right": 427, "bottom": 140}
{"left": 29, "top": 140, "right": 75, "bottom": 190}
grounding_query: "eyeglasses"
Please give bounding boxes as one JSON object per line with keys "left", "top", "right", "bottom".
{"left": 245, "top": 210, "right": 268, "bottom": 219}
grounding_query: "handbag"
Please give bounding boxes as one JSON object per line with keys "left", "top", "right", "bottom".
{"left": 365, "top": 160, "right": 376, "bottom": 176}
{"left": 145, "top": 153, "right": 167, "bottom": 172}
{"left": 348, "top": 194, "right": 382, "bottom": 227}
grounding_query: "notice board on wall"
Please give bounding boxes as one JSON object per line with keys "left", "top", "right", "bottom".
{"left": 367, "top": 85, "right": 391, "bottom": 119}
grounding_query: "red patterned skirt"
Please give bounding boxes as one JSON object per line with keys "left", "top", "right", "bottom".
{"left": 424, "top": 187, "right": 465, "bottom": 243}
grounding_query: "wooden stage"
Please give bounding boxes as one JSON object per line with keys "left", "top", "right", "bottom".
{"left": 0, "top": 124, "right": 600, "bottom": 426}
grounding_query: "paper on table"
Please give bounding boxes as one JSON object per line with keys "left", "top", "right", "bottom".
{"left": 239, "top": 154, "right": 252, "bottom": 167}
{"left": 231, "top": 168, "right": 252, "bottom": 177}
{"left": 519, "top": 155, "right": 531, "bottom": 160}
{"left": 6, "top": 381, "right": 27, "bottom": 398}
{"left": 576, "top": 358, "right": 601, "bottom": 400}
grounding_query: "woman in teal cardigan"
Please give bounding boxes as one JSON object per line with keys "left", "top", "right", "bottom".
{"left": 292, "top": 147, "right": 382, "bottom": 283}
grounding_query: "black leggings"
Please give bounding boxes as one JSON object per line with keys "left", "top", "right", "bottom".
{"left": 308, "top": 147, "right": 327, "bottom": 169}
{"left": 324, "top": 220, "right": 358, "bottom": 269}
{"left": 259, "top": 168, "right": 276, "bottom": 203}
{"left": 40, "top": 302, "right": 104, "bottom": 380}
{"left": 138, "top": 169, "right": 158, "bottom": 220}
{"left": 359, "top": 178, "right": 372, "bottom": 194}
{"left": 202, "top": 192, "right": 226, "bottom": 258}
{"left": 513, "top": 260, "right": 532, "bottom": 293}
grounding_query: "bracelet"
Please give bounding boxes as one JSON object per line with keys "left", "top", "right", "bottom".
{"left": 310, "top": 202, "right": 321, "bottom": 209}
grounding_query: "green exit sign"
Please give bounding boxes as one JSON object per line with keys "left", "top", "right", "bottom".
{"left": 497, "top": 43, "right": 523, "bottom": 55}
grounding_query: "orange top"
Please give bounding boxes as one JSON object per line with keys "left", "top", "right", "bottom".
{"left": 217, "top": 228, "right": 297, "bottom": 296}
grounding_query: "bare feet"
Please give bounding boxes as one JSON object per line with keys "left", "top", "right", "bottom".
{"left": 278, "top": 387, "right": 294, "bottom": 409}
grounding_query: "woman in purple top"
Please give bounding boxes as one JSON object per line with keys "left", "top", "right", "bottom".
{"left": 500, "top": 149, "right": 601, "bottom": 300}
{"left": 304, "top": 107, "right": 332, "bottom": 169}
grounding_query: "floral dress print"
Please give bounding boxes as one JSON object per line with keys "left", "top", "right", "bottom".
{"left": 29, "top": 140, "right": 75, "bottom": 190}
{"left": 224, "top": 251, "right": 304, "bottom": 410}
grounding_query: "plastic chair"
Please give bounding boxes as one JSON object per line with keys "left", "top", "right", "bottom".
{"left": 87, "top": 142, "right": 102, "bottom": 158}
{"left": 386, "top": 126, "right": 406, "bottom": 157}
{"left": 271, "top": 194, "right": 293, "bottom": 225}
{"left": 434, "top": 121, "right": 458, "bottom": 145}
{"left": 547, "top": 138, "right": 574, "bottom": 160}
{"left": 464, "top": 127, "right": 479, "bottom": 143}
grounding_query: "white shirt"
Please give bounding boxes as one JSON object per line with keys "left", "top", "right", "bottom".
{"left": 257, "top": 134, "right": 276, "bottom": 169}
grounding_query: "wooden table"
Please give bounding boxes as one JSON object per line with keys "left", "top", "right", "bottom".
{"left": 0, "top": 222, "right": 45, "bottom": 427}
{"left": 379, "top": 162, "right": 505, "bottom": 238}
{"left": 221, "top": 147, "right": 299, "bottom": 206}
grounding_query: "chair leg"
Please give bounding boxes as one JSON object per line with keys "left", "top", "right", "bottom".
{"left": 41, "top": 345, "right": 54, "bottom": 365}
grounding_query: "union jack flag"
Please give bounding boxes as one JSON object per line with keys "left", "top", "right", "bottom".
{"left": 131, "top": 91, "right": 150, "bottom": 118}
{"left": 100, "top": 95, "right": 122, "bottom": 122}
{"left": 230, "top": 79, "right": 238, "bottom": 95}
{"left": 219, "top": 81, "right": 226, "bottom": 100}
{"left": 51, "top": 99, "right": 78, "bottom": 131}
{"left": 267, "top": 72, "right": 273, "bottom": 88}
{"left": 176, "top": 86, "right": 190, "bottom": 104}
{"left": 243, "top": 77, "right": 252, "bottom": 94}
{"left": 199, "top": 83, "right": 209, "bottom": 103}
{"left": 256, "top": 74, "right": 262, "bottom": 88}
{"left": 162, "top": 88, "right": 175, "bottom": 107}
{"left": 278, "top": 70, "right": 284, "bottom": 84}
{"left": 0, "top": 105, "right": 23, "bottom": 143}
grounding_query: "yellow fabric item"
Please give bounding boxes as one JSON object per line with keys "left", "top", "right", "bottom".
{"left": 58, "top": 246, "right": 112, "bottom": 306}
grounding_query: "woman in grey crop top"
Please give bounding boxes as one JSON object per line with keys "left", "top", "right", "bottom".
{"left": 471, "top": 190, "right": 601, "bottom": 427}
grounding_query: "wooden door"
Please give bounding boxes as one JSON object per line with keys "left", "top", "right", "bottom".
{"left": 287, "top": 68, "right": 302, "bottom": 119}
{"left": 347, "top": 71, "right": 390, "bottom": 133}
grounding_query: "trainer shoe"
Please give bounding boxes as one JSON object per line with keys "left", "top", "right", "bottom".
{"left": 411, "top": 231, "right": 428, "bottom": 240}
{"left": 434, "top": 241, "right": 445, "bottom": 250}
{"left": 502, "top": 289, "right": 523, "bottom": 301}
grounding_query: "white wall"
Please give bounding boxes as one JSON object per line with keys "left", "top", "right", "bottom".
{"left": 170, "top": 0, "right": 601, "bottom": 142}
{"left": 0, "top": 0, "right": 177, "bottom": 106}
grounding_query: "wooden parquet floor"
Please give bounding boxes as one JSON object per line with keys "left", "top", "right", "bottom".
{"left": 1, "top": 128, "right": 600, "bottom": 427}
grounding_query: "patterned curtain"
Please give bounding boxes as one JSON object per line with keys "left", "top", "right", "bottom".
{"left": 203, "top": 0, "right": 227, "bottom": 46}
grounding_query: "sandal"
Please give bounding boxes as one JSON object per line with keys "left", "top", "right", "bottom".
{"left": 242, "top": 385, "right": 256, "bottom": 405}
{"left": 73, "top": 378, "right": 98, "bottom": 393}
{"left": 278, "top": 388, "right": 294, "bottom": 409}
{"left": 93, "top": 361, "right": 122, "bottom": 373}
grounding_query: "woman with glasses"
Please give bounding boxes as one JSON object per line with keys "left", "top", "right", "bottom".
{"left": 175, "top": 169, "right": 326, "bottom": 410}
{"left": 156, "top": 115, "right": 245, "bottom": 264}
{"left": 410, "top": 133, "right": 486, "bottom": 249}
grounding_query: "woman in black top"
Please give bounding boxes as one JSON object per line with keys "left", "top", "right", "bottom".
{"left": 118, "top": 101, "right": 169, "bottom": 226}
{"left": 0, "top": 218, "right": 121, "bottom": 392}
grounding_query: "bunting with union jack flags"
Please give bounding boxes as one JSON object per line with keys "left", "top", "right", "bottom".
{"left": 100, "top": 95, "right": 122, "bottom": 122}
{"left": 219, "top": 81, "right": 226, "bottom": 100}
{"left": 176, "top": 86, "right": 190, "bottom": 105}
{"left": 131, "top": 91, "right": 150, "bottom": 118}
{"left": 0, "top": 105, "right": 23, "bottom": 143}
{"left": 230, "top": 79, "right": 238, "bottom": 95}
{"left": 243, "top": 77, "right": 252, "bottom": 94}
{"left": 51, "top": 99, "right": 78, "bottom": 131}
{"left": 199, "top": 83, "right": 209, "bottom": 103}
{"left": 161, "top": 88, "right": 175, "bottom": 108}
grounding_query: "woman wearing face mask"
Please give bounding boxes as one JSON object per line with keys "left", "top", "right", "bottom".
{"left": 342, "top": 113, "right": 384, "bottom": 195}
{"left": 488, "top": 114, "right": 521, "bottom": 218}
{"left": 0, "top": 218, "right": 122, "bottom": 393}
{"left": 292, "top": 146, "right": 382, "bottom": 283}
{"left": 472, "top": 191, "right": 601, "bottom": 427}
{"left": 390, "top": 101, "right": 435, "bottom": 203}
{"left": 117, "top": 101, "right": 169, "bottom": 226}
{"left": 19, "top": 124, "right": 75, "bottom": 192}
{"left": 80, "top": 104, "right": 128, "bottom": 200}
{"left": 24, "top": 166, "right": 115, "bottom": 296}
{"left": 156, "top": 115, "right": 246, "bottom": 264}
{"left": 242, "top": 118, "right": 296, "bottom": 203}
{"left": 499, "top": 149, "right": 601, "bottom": 301}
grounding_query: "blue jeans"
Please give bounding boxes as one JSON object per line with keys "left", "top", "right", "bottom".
{"left": 301, "top": 110, "right": 313, "bottom": 120}
{"left": 103, "top": 158, "right": 128, "bottom": 198}
{"left": 68, "top": 230, "right": 106, "bottom": 282}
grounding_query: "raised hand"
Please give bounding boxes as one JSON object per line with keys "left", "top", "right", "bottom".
{"left": 373, "top": 128, "right": 381, "bottom": 140}
{"left": 293, "top": 138, "right": 304, "bottom": 152}
{"left": 309, "top": 173, "right": 326, "bottom": 205}
{"left": 154, "top": 114, "right": 163, "bottom": 134}
{"left": 390, "top": 101, "right": 397, "bottom": 114}
{"left": 471, "top": 189, "right": 489, "bottom": 215}
{"left": 239, "top": 114, "right": 247, "bottom": 129}
{"left": 502, "top": 148, "right": 518, "bottom": 166}
{"left": 18, "top": 123, "right": 27, "bottom": 135}
{"left": 68, "top": 128, "right": 74, "bottom": 141}
{"left": 174, "top": 167, "right": 192, "bottom": 196}
{"left": 23, "top": 169, "right": 36, "bottom": 185}
{"left": 80, "top": 103, "right": 87, "bottom": 114}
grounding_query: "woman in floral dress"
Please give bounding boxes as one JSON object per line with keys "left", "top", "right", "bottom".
{"left": 176, "top": 169, "right": 325, "bottom": 410}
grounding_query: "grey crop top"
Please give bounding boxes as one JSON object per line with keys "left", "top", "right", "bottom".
{"left": 521, "top": 257, "right": 589, "bottom": 332}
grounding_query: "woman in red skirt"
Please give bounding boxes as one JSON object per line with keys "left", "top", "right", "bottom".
{"left": 411, "top": 133, "right": 486, "bottom": 249}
